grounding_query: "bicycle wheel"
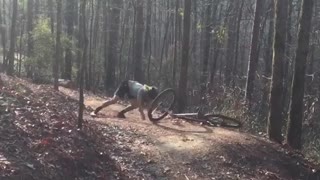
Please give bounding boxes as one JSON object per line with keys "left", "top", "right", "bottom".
{"left": 147, "top": 88, "right": 176, "bottom": 122}
{"left": 204, "top": 114, "right": 242, "bottom": 128}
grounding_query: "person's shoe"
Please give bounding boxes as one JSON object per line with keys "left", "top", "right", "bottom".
{"left": 117, "top": 112, "right": 126, "bottom": 118}
{"left": 90, "top": 111, "right": 97, "bottom": 117}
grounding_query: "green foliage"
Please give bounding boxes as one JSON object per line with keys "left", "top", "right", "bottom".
{"left": 25, "top": 18, "right": 54, "bottom": 80}
{"left": 215, "top": 26, "right": 227, "bottom": 44}
{"left": 178, "top": 8, "right": 184, "bottom": 17}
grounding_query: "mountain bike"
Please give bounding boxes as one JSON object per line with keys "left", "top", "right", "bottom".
{"left": 147, "top": 88, "right": 242, "bottom": 128}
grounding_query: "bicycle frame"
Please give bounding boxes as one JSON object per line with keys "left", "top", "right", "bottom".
{"left": 168, "top": 110, "right": 206, "bottom": 120}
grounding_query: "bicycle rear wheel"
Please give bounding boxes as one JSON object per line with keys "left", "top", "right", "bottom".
{"left": 204, "top": 114, "right": 242, "bottom": 128}
{"left": 147, "top": 88, "right": 176, "bottom": 122}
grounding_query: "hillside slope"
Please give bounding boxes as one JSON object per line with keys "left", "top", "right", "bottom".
{"left": 0, "top": 74, "right": 319, "bottom": 180}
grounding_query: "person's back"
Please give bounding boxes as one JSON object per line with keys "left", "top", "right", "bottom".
{"left": 127, "top": 80, "right": 144, "bottom": 99}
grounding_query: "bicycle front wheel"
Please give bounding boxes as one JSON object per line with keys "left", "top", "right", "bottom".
{"left": 147, "top": 88, "right": 176, "bottom": 122}
{"left": 204, "top": 114, "right": 242, "bottom": 128}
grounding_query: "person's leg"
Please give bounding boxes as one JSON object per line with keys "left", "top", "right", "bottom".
{"left": 91, "top": 80, "right": 129, "bottom": 117}
{"left": 90, "top": 95, "right": 119, "bottom": 116}
{"left": 117, "top": 103, "right": 138, "bottom": 118}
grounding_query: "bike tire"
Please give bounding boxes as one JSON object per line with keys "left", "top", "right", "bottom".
{"left": 147, "top": 88, "right": 176, "bottom": 122}
{"left": 204, "top": 114, "right": 242, "bottom": 128}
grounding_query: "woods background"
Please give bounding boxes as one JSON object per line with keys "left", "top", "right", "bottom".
{"left": 0, "top": 0, "right": 320, "bottom": 163}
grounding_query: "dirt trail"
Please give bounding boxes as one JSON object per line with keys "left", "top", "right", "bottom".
{"left": 1, "top": 75, "right": 318, "bottom": 180}
{"left": 59, "top": 87, "right": 317, "bottom": 180}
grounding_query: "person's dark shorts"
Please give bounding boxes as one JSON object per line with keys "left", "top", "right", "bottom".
{"left": 114, "top": 80, "right": 135, "bottom": 99}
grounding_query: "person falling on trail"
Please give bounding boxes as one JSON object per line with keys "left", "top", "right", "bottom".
{"left": 90, "top": 80, "right": 159, "bottom": 120}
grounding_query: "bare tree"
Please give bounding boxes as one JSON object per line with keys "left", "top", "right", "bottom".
{"left": 105, "top": 0, "right": 122, "bottom": 88}
{"left": 54, "top": 0, "right": 62, "bottom": 90}
{"left": 199, "top": 0, "right": 212, "bottom": 102}
{"left": 133, "top": 0, "right": 144, "bottom": 82}
{"left": 6, "top": 0, "right": 18, "bottom": 76}
{"left": 0, "top": 0, "right": 6, "bottom": 71}
{"left": 78, "top": 0, "right": 88, "bottom": 129}
{"left": 245, "top": 0, "right": 264, "bottom": 105}
{"left": 286, "top": 0, "right": 314, "bottom": 150}
{"left": 63, "top": 0, "right": 76, "bottom": 80}
{"left": 177, "top": 0, "right": 191, "bottom": 112}
{"left": 267, "top": 0, "right": 288, "bottom": 143}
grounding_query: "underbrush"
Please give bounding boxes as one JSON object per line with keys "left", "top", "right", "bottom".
{"left": 0, "top": 75, "right": 125, "bottom": 179}
{"left": 189, "top": 84, "right": 320, "bottom": 164}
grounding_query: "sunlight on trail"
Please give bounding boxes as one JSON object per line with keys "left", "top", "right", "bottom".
{"left": 156, "top": 135, "right": 207, "bottom": 151}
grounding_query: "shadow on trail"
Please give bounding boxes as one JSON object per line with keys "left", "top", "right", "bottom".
{"left": 0, "top": 77, "right": 127, "bottom": 180}
{"left": 185, "top": 137, "right": 320, "bottom": 180}
{"left": 153, "top": 122, "right": 213, "bottom": 134}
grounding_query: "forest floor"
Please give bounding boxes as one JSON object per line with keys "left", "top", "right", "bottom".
{"left": 0, "top": 74, "right": 320, "bottom": 180}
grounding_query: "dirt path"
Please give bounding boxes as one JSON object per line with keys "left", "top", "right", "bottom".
{"left": 59, "top": 87, "right": 317, "bottom": 180}
{"left": 1, "top": 75, "right": 318, "bottom": 180}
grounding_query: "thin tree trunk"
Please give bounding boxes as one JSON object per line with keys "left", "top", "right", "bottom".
{"left": 172, "top": 0, "right": 180, "bottom": 86}
{"left": 177, "top": 0, "right": 191, "bottom": 112}
{"left": 54, "top": 0, "right": 62, "bottom": 90}
{"left": 199, "top": 1, "right": 212, "bottom": 103}
{"left": 18, "top": 20, "right": 24, "bottom": 77}
{"left": 282, "top": 0, "right": 294, "bottom": 116}
{"left": 159, "top": 13, "right": 171, "bottom": 79}
{"left": 87, "top": 0, "right": 94, "bottom": 90}
{"left": 78, "top": 0, "right": 88, "bottom": 129}
{"left": 232, "top": 0, "right": 244, "bottom": 88}
{"left": 245, "top": 0, "right": 264, "bottom": 105}
{"left": 7, "top": 0, "right": 18, "bottom": 76}
{"left": 64, "top": 0, "right": 75, "bottom": 80}
{"left": 260, "top": 1, "right": 274, "bottom": 115}
{"left": 286, "top": 0, "right": 313, "bottom": 150}
{"left": 92, "top": 0, "right": 101, "bottom": 85}
{"left": 119, "top": 5, "right": 129, "bottom": 82}
{"left": 48, "top": 0, "right": 54, "bottom": 34}
{"left": 144, "top": 0, "right": 152, "bottom": 57}
{"left": 105, "top": 0, "right": 122, "bottom": 88}
{"left": 224, "top": 2, "right": 236, "bottom": 86}
{"left": 267, "top": 0, "right": 288, "bottom": 143}
{"left": 0, "top": 0, "right": 6, "bottom": 71}
{"left": 26, "top": 0, "right": 34, "bottom": 77}
{"left": 133, "top": 0, "right": 144, "bottom": 82}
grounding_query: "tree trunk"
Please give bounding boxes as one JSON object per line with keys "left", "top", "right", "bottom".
{"left": 172, "top": 0, "right": 180, "bottom": 87}
{"left": 159, "top": 13, "right": 171, "bottom": 79}
{"left": 209, "top": 4, "right": 223, "bottom": 87}
{"left": 86, "top": 0, "right": 94, "bottom": 90}
{"left": 18, "top": 20, "right": 24, "bottom": 77}
{"left": 54, "top": 0, "right": 62, "bottom": 90}
{"left": 144, "top": 0, "right": 152, "bottom": 57}
{"left": 105, "top": 0, "right": 122, "bottom": 88}
{"left": 35, "top": 0, "right": 40, "bottom": 17}
{"left": 245, "top": 0, "right": 264, "bottom": 105}
{"left": 199, "top": 1, "right": 212, "bottom": 102}
{"left": 232, "top": 0, "right": 244, "bottom": 87}
{"left": 103, "top": 0, "right": 108, "bottom": 90}
{"left": 48, "top": 0, "right": 54, "bottom": 34}
{"left": 26, "top": 0, "right": 34, "bottom": 77}
{"left": 6, "top": 0, "right": 18, "bottom": 76}
{"left": 0, "top": 0, "right": 6, "bottom": 71}
{"left": 133, "top": 0, "right": 144, "bottom": 83}
{"left": 78, "top": 0, "right": 88, "bottom": 129}
{"left": 91, "top": 0, "right": 102, "bottom": 87}
{"left": 267, "top": 0, "right": 288, "bottom": 143}
{"left": 286, "top": 0, "right": 313, "bottom": 150}
{"left": 224, "top": 2, "right": 236, "bottom": 87}
{"left": 177, "top": 0, "right": 191, "bottom": 112}
{"left": 282, "top": 0, "right": 294, "bottom": 117}
{"left": 64, "top": 0, "right": 76, "bottom": 80}
{"left": 260, "top": 1, "right": 274, "bottom": 116}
